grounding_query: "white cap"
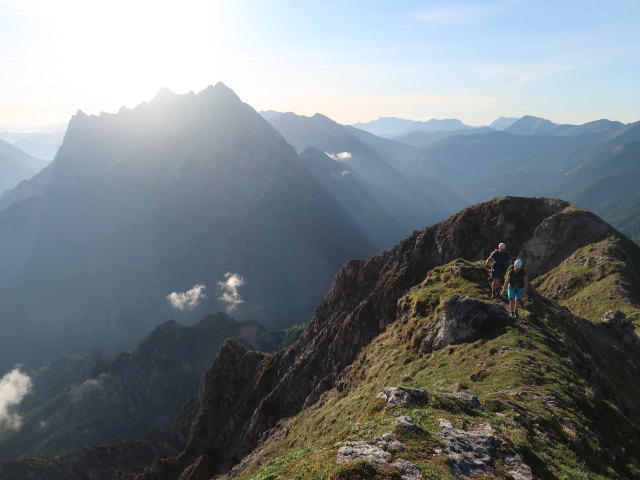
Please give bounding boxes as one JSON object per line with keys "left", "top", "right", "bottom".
{"left": 498, "top": 243, "right": 506, "bottom": 249}
{"left": 514, "top": 259, "right": 523, "bottom": 268}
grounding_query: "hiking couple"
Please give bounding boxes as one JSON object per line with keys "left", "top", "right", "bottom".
{"left": 486, "top": 243, "right": 528, "bottom": 318}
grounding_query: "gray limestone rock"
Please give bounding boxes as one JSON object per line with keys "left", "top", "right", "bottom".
{"left": 391, "top": 458, "right": 422, "bottom": 480}
{"left": 336, "top": 442, "right": 392, "bottom": 466}
{"left": 396, "top": 416, "right": 419, "bottom": 430}
{"left": 337, "top": 430, "right": 421, "bottom": 480}
{"left": 376, "top": 386, "right": 428, "bottom": 405}
{"left": 438, "top": 418, "right": 532, "bottom": 479}
{"left": 421, "top": 296, "right": 509, "bottom": 353}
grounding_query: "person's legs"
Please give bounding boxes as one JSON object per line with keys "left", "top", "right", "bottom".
{"left": 492, "top": 278, "right": 502, "bottom": 296}
{"left": 491, "top": 269, "right": 504, "bottom": 296}
{"left": 507, "top": 286, "right": 516, "bottom": 316}
{"left": 513, "top": 289, "right": 524, "bottom": 316}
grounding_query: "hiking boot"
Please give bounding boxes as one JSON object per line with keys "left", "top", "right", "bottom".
{"left": 514, "top": 310, "right": 519, "bottom": 318}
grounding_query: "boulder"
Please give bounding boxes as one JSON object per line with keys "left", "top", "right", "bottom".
{"left": 396, "top": 416, "right": 419, "bottom": 430}
{"left": 421, "top": 296, "right": 509, "bottom": 352}
{"left": 376, "top": 387, "right": 428, "bottom": 405}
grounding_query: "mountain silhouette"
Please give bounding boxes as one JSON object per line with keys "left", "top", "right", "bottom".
{"left": 0, "top": 84, "right": 376, "bottom": 370}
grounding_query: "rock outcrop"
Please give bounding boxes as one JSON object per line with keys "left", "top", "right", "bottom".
{"left": 337, "top": 424, "right": 421, "bottom": 480}
{"left": 419, "top": 295, "right": 509, "bottom": 352}
{"left": 376, "top": 387, "right": 428, "bottom": 405}
{"left": 438, "top": 419, "right": 533, "bottom": 479}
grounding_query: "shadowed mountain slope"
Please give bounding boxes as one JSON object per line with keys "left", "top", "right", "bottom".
{"left": 0, "top": 84, "right": 375, "bottom": 371}
{"left": 264, "top": 111, "right": 451, "bottom": 232}
{"left": 0, "top": 314, "right": 284, "bottom": 479}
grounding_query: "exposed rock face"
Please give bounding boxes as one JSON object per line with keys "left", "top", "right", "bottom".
{"left": 599, "top": 310, "right": 640, "bottom": 348}
{"left": 125, "top": 197, "right": 629, "bottom": 480}
{"left": 519, "top": 207, "right": 617, "bottom": 277}
{"left": 438, "top": 419, "right": 533, "bottom": 480}
{"left": 376, "top": 387, "right": 428, "bottom": 405}
{"left": 337, "top": 427, "right": 421, "bottom": 480}
{"left": 419, "top": 295, "right": 508, "bottom": 352}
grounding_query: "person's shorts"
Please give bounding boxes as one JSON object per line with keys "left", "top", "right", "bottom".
{"left": 508, "top": 286, "right": 525, "bottom": 300}
{"left": 491, "top": 268, "right": 506, "bottom": 279}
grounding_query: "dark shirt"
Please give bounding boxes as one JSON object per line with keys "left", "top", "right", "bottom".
{"left": 490, "top": 250, "right": 510, "bottom": 270}
{"left": 507, "top": 269, "right": 527, "bottom": 288}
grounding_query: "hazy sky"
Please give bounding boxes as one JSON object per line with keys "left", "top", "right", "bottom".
{"left": 1, "top": 0, "right": 639, "bottom": 128}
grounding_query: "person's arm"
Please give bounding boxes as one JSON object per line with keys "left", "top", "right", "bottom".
{"left": 501, "top": 273, "right": 510, "bottom": 295}
{"left": 486, "top": 252, "right": 495, "bottom": 266}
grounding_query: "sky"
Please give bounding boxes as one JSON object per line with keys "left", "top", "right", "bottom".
{"left": 1, "top": 0, "right": 639, "bottom": 129}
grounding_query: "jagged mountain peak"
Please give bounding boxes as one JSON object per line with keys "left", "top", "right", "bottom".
{"left": 0, "top": 80, "right": 377, "bottom": 371}
{"left": 150, "top": 86, "right": 177, "bottom": 104}
{"left": 198, "top": 81, "right": 242, "bottom": 104}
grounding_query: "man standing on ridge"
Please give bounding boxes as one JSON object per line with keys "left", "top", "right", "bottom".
{"left": 486, "top": 242, "right": 511, "bottom": 298}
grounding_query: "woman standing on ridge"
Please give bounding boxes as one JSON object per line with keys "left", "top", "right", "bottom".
{"left": 502, "top": 258, "right": 528, "bottom": 318}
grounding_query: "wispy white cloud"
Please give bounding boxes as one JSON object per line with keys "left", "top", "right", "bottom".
{"left": 217, "top": 273, "right": 245, "bottom": 312}
{"left": 326, "top": 152, "right": 352, "bottom": 161}
{"left": 71, "top": 373, "right": 108, "bottom": 402}
{"left": 413, "top": 0, "right": 525, "bottom": 25}
{"left": 167, "top": 284, "right": 206, "bottom": 311}
{"left": 0, "top": 368, "right": 32, "bottom": 432}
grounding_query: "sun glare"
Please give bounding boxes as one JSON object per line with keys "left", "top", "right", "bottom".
{"left": 32, "top": 0, "right": 239, "bottom": 115}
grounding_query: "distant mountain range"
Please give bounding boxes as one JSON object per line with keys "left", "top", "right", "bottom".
{"left": 352, "top": 116, "right": 472, "bottom": 136}
{"left": 263, "top": 110, "right": 640, "bottom": 244}
{"left": 343, "top": 114, "right": 640, "bottom": 244}
{"left": 262, "top": 111, "right": 458, "bottom": 239}
{"left": 0, "top": 130, "right": 65, "bottom": 160}
{"left": 505, "top": 115, "right": 626, "bottom": 137}
{"left": 0, "top": 138, "right": 49, "bottom": 193}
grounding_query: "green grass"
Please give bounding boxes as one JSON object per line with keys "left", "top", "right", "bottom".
{"left": 534, "top": 237, "right": 640, "bottom": 327}
{"left": 233, "top": 260, "right": 640, "bottom": 480}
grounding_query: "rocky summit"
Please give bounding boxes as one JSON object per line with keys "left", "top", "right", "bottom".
{"left": 106, "top": 196, "right": 640, "bottom": 480}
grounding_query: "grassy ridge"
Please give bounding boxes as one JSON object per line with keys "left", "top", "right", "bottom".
{"left": 233, "top": 260, "right": 640, "bottom": 479}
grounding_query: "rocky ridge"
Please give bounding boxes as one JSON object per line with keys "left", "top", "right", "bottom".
{"left": 0, "top": 313, "right": 283, "bottom": 478}
{"left": 120, "top": 197, "right": 640, "bottom": 479}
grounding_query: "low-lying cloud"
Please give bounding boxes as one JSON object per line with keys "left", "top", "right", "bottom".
{"left": 167, "top": 284, "right": 206, "bottom": 311}
{"left": 0, "top": 368, "right": 32, "bottom": 432}
{"left": 71, "top": 373, "right": 108, "bottom": 402}
{"left": 326, "top": 151, "right": 352, "bottom": 161}
{"left": 218, "top": 273, "right": 245, "bottom": 312}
